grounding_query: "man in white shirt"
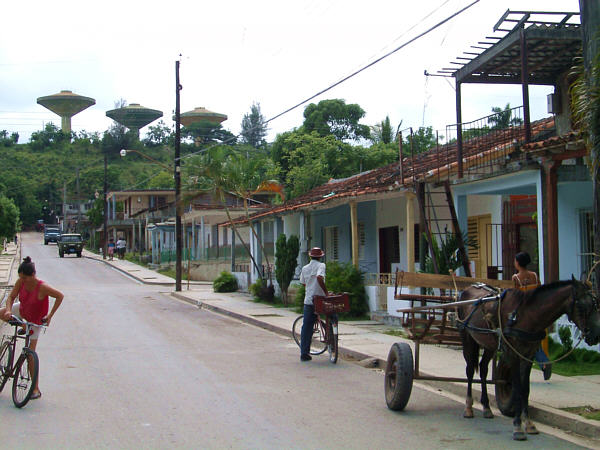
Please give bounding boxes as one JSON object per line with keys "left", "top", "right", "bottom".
{"left": 299, "top": 247, "right": 329, "bottom": 361}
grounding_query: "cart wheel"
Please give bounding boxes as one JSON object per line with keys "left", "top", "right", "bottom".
{"left": 494, "top": 359, "right": 515, "bottom": 417}
{"left": 385, "top": 342, "right": 413, "bottom": 411}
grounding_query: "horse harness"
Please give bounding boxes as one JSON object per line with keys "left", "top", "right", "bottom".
{"left": 456, "top": 283, "right": 546, "bottom": 343}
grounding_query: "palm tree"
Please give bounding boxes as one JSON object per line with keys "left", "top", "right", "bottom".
{"left": 487, "top": 103, "right": 523, "bottom": 129}
{"left": 184, "top": 147, "right": 284, "bottom": 282}
{"left": 570, "top": 53, "right": 600, "bottom": 288}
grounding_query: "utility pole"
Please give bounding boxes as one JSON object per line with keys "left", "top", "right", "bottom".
{"left": 175, "top": 58, "right": 183, "bottom": 292}
{"left": 62, "top": 182, "right": 67, "bottom": 232}
{"left": 76, "top": 167, "right": 81, "bottom": 232}
{"left": 103, "top": 151, "right": 108, "bottom": 260}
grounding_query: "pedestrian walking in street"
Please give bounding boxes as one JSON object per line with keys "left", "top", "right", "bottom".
{"left": 116, "top": 237, "right": 126, "bottom": 260}
{"left": 0, "top": 256, "right": 64, "bottom": 400}
{"left": 107, "top": 238, "right": 115, "bottom": 260}
{"left": 513, "top": 251, "right": 552, "bottom": 380}
{"left": 299, "top": 247, "right": 329, "bottom": 361}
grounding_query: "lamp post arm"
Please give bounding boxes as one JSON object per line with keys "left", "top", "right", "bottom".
{"left": 124, "top": 149, "right": 171, "bottom": 171}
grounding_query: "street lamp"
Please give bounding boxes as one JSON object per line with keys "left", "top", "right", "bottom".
{"left": 120, "top": 149, "right": 171, "bottom": 171}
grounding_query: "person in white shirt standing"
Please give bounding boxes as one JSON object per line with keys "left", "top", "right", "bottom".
{"left": 299, "top": 247, "right": 329, "bottom": 361}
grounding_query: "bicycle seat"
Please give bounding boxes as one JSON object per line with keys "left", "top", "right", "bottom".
{"left": 8, "top": 319, "right": 21, "bottom": 327}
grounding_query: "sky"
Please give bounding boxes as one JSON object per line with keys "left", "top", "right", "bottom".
{"left": 0, "top": 0, "right": 581, "bottom": 144}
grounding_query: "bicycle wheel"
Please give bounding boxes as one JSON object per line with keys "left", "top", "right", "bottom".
{"left": 12, "top": 349, "right": 38, "bottom": 408}
{"left": 291, "top": 315, "right": 327, "bottom": 355}
{"left": 327, "top": 320, "right": 338, "bottom": 364}
{"left": 0, "top": 340, "right": 13, "bottom": 393}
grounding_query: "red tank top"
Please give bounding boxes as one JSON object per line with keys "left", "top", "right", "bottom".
{"left": 18, "top": 280, "right": 49, "bottom": 325}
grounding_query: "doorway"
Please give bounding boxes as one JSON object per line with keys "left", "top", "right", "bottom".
{"left": 379, "top": 226, "right": 399, "bottom": 273}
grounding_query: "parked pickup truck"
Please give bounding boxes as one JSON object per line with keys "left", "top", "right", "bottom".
{"left": 58, "top": 234, "right": 84, "bottom": 258}
{"left": 44, "top": 226, "right": 61, "bottom": 245}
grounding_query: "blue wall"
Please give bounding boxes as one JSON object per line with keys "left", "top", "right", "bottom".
{"left": 558, "top": 181, "right": 593, "bottom": 280}
{"left": 310, "top": 201, "right": 378, "bottom": 272}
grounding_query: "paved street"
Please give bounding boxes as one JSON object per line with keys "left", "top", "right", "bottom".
{"left": 0, "top": 233, "right": 589, "bottom": 448}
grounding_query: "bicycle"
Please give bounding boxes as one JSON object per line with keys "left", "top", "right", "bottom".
{"left": 292, "top": 293, "right": 350, "bottom": 364}
{"left": 0, "top": 315, "right": 44, "bottom": 408}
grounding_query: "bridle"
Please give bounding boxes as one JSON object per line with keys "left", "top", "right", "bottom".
{"left": 566, "top": 282, "right": 599, "bottom": 343}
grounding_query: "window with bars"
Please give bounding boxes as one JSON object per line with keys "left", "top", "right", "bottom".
{"left": 324, "top": 226, "right": 339, "bottom": 261}
{"left": 580, "top": 210, "right": 595, "bottom": 280}
{"left": 358, "top": 222, "right": 366, "bottom": 260}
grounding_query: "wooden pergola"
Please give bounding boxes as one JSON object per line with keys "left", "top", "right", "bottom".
{"left": 436, "top": 10, "right": 581, "bottom": 178}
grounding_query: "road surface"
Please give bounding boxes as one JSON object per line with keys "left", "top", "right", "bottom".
{"left": 0, "top": 233, "right": 591, "bottom": 449}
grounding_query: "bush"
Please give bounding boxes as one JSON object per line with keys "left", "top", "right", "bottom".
{"left": 558, "top": 326, "right": 573, "bottom": 352}
{"left": 294, "top": 261, "right": 368, "bottom": 318}
{"left": 249, "top": 277, "right": 275, "bottom": 302}
{"left": 213, "top": 271, "right": 238, "bottom": 293}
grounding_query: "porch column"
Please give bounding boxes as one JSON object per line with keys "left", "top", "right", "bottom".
{"left": 520, "top": 26, "right": 532, "bottom": 143}
{"left": 350, "top": 201, "right": 359, "bottom": 268}
{"left": 138, "top": 219, "right": 142, "bottom": 254}
{"left": 456, "top": 79, "right": 463, "bottom": 179}
{"left": 231, "top": 228, "right": 236, "bottom": 272}
{"left": 112, "top": 196, "right": 116, "bottom": 220}
{"left": 132, "top": 220, "right": 136, "bottom": 254}
{"left": 543, "top": 160, "right": 560, "bottom": 282}
{"left": 406, "top": 193, "right": 416, "bottom": 273}
{"left": 200, "top": 216, "right": 205, "bottom": 260}
{"left": 191, "top": 218, "right": 196, "bottom": 260}
{"left": 299, "top": 212, "right": 307, "bottom": 269}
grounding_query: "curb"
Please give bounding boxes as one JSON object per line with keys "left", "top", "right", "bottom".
{"left": 170, "top": 292, "right": 378, "bottom": 364}
{"left": 84, "top": 255, "right": 177, "bottom": 286}
{"left": 171, "top": 292, "right": 600, "bottom": 441}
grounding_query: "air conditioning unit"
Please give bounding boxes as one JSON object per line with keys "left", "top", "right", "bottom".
{"left": 547, "top": 93, "right": 561, "bottom": 114}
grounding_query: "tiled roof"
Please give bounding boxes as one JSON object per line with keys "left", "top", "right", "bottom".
{"left": 227, "top": 117, "right": 567, "bottom": 225}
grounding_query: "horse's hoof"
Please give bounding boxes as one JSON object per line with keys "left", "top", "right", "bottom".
{"left": 525, "top": 423, "right": 539, "bottom": 435}
{"left": 463, "top": 408, "right": 474, "bottom": 418}
{"left": 483, "top": 408, "right": 494, "bottom": 419}
{"left": 513, "top": 431, "right": 527, "bottom": 441}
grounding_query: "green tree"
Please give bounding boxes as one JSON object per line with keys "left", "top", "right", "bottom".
{"left": 147, "top": 171, "right": 174, "bottom": 189}
{"left": 403, "top": 127, "right": 438, "bottom": 155}
{"left": 370, "top": 116, "right": 395, "bottom": 144}
{"left": 275, "top": 234, "right": 300, "bottom": 305}
{"left": 303, "top": 99, "right": 370, "bottom": 142}
{"left": 240, "top": 102, "right": 268, "bottom": 148}
{"left": 0, "top": 194, "right": 20, "bottom": 241}
{"left": 143, "top": 120, "right": 173, "bottom": 147}
{"left": 182, "top": 121, "right": 236, "bottom": 147}
{"left": 487, "top": 103, "right": 523, "bottom": 129}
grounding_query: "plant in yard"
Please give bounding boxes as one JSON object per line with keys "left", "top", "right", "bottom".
{"left": 558, "top": 325, "right": 573, "bottom": 353}
{"left": 325, "top": 261, "right": 368, "bottom": 318}
{"left": 275, "top": 234, "right": 300, "bottom": 305}
{"left": 213, "top": 271, "right": 238, "bottom": 293}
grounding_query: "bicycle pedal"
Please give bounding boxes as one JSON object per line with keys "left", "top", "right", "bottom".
{"left": 17, "top": 329, "right": 26, "bottom": 336}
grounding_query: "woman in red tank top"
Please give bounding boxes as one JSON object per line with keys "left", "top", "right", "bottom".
{"left": 0, "top": 256, "right": 64, "bottom": 399}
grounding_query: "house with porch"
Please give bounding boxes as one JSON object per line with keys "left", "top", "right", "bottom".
{"left": 231, "top": 10, "right": 593, "bottom": 330}
{"left": 105, "top": 189, "right": 176, "bottom": 254}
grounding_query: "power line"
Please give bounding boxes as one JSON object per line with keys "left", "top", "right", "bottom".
{"left": 180, "top": 0, "right": 479, "bottom": 163}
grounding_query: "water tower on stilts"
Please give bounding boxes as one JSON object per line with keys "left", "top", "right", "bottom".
{"left": 36, "top": 90, "right": 96, "bottom": 133}
{"left": 105, "top": 103, "right": 163, "bottom": 139}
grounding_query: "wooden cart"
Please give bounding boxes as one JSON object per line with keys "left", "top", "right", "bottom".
{"left": 384, "top": 271, "right": 515, "bottom": 414}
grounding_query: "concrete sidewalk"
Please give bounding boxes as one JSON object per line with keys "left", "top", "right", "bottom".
{"left": 81, "top": 249, "right": 210, "bottom": 286}
{"left": 169, "top": 286, "right": 600, "bottom": 440}
{"left": 3, "top": 243, "right": 600, "bottom": 441}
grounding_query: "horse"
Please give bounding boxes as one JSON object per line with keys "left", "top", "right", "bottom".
{"left": 457, "top": 278, "right": 600, "bottom": 441}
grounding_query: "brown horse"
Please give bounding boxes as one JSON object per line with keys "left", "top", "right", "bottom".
{"left": 458, "top": 278, "right": 600, "bottom": 441}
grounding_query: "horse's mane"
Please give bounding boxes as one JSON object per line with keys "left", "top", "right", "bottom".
{"left": 524, "top": 279, "right": 576, "bottom": 303}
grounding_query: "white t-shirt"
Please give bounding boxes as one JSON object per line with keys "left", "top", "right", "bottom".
{"left": 116, "top": 239, "right": 125, "bottom": 249}
{"left": 299, "top": 259, "right": 326, "bottom": 305}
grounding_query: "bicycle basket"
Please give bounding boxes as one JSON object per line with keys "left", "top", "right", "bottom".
{"left": 314, "top": 294, "right": 350, "bottom": 314}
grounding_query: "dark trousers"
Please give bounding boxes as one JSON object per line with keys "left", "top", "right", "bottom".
{"left": 300, "top": 304, "right": 315, "bottom": 356}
